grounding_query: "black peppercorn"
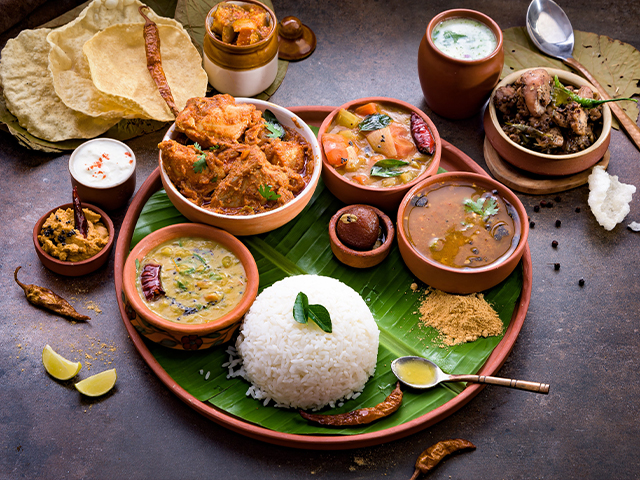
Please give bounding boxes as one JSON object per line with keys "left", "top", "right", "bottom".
{"left": 533, "top": 205, "right": 540, "bottom": 213}
{"left": 575, "top": 207, "right": 581, "bottom": 213}
{"left": 555, "top": 220, "right": 561, "bottom": 228}
{"left": 552, "top": 240, "right": 558, "bottom": 248}
{"left": 529, "top": 221, "right": 535, "bottom": 228}
{"left": 554, "top": 196, "right": 561, "bottom": 203}
{"left": 554, "top": 263, "right": 560, "bottom": 271}
{"left": 578, "top": 278, "right": 585, "bottom": 287}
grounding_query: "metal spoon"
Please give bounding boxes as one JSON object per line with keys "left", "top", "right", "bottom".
{"left": 526, "top": 0, "right": 640, "bottom": 150}
{"left": 391, "top": 356, "right": 550, "bottom": 394}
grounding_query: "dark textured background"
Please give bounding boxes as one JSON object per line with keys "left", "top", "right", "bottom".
{"left": 1, "top": 0, "right": 639, "bottom": 478}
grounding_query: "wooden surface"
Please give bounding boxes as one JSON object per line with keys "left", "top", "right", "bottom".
{"left": 2, "top": 0, "right": 640, "bottom": 479}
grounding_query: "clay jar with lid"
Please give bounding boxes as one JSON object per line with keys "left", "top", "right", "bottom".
{"left": 418, "top": 9, "right": 504, "bottom": 119}
{"left": 203, "top": 0, "right": 278, "bottom": 97}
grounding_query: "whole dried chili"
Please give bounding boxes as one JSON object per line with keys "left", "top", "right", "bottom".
{"left": 14, "top": 267, "right": 90, "bottom": 321}
{"left": 138, "top": 6, "right": 180, "bottom": 117}
{"left": 72, "top": 186, "right": 88, "bottom": 238}
{"left": 140, "top": 264, "right": 165, "bottom": 301}
{"left": 409, "top": 439, "right": 476, "bottom": 479}
{"left": 410, "top": 112, "right": 436, "bottom": 155}
{"left": 299, "top": 382, "right": 402, "bottom": 426}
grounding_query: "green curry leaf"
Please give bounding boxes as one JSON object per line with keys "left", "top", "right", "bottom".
{"left": 358, "top": 114, "right": 392, "bottom": 132}
{"left": 370, "top": 159, "right": 409, "bottom": 178}
{"left": 293, "top": 292, "right": 332, "bottom": 333}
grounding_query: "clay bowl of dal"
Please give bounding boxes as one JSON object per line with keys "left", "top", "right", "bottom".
{"left": 159, "top": 98, "right": 322, "bottom": 236}
{"left": 33, "top": 202, "right": 115, "bottom": 277}
{"left": 484, "top": 68, "right": 611, "bottom": 176}
{"left": 122, "top": 223, "right": 259, "bottom": 350}
{"left": 318, "top": 97, "right": 441, "bottom": 213}
{"left": 397, "top": 172, "right": 528, "bottom": 294}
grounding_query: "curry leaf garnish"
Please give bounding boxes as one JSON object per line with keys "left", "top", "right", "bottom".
{"left": 358, "top": 113, "right": 392, "bottom": 132}
{"left": 444, "top": 31, "right": 467, "bottom": 42}
{"left": 370, "top": 159, "right": 409, "bottom": 177}
{"left": 293, "top": 292, "right": 332, "bottom": 333}
{"left": 258, "top": 184, "right": 281, "bottom": 201}
{"left": 263, "top": 109, "right": 285, "bottom": 139}
{"left": 464, "top": 197, "right": 499, "bottom": 217}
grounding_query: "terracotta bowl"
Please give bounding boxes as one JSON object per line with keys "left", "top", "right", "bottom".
{"left": 418, "top": 9, "right": 504, "bottom": 119}
{"left": 69, "top": 138, "right": 136, "bottom": 211}
{"left": 328, "top": 205, "right": 395, "bottom": 269}
{"left": 122, "top": 223, "right": 259, "bottom": 351}
{"left": 159, "top": 98, "right": 322, "bottom": 236}
{"left": 397, "top": 172, "right": 528, "bottom": 294}
{"left": 484, "top": 68, "right": 612, "bottom": 176}
{"left": 33, "top": 203, "right": 115, "bottom": 276}
{"left": 318, "top": 97, "right": 441, "bottom": 213}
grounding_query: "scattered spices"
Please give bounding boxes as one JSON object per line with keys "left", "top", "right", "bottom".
{"left": 578, "top": 278, "right": 585, "bottom": 287}
{"left": 529, "top": 221, "right": 535, "bottom": 228}
{"left": 552, "top": 240, "right": 558, "bottom": 248}
{"left": 554, "top": 196, "right": 562, "bottom": 202}
{"left": 410, "top": 112, "right": 436, "bottom": 155}
{"left": 300, "top": 382, "right": 402, "bottom": 426}
{"left": 140, "top": 264, "right": 165, "bottom": 301}
{"left": 409, "top": 439, "right": 476, "bottom": 479}
{"left": 539, "top": 200, "right": 547, "bottom": 208}
{"left": 139, "top": 6, "right": 180, "bottom": 117}
{"left": 72, "top": 186, "right": 88, "bottom": 238}
{"left": 546, "top": 201, "right": 554, "bottom": 208}
{"left": 555, "top": 219, "right": 562, "bottom": 228}
{"left": 417, "top": 288, "right": 503, "bottom": 346}
{"left": 533, "top": 205, "right": 540, "bottom": 213}
{"left": 554, "top": 263, "right": 560, "bottom": 271}
{"left": 575, "top": 207, "right": 581, "bottom": 213}
{"left": 14, "top": 266, "right": 90, "bottom": 321}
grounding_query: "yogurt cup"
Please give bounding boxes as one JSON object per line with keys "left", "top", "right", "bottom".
{"left": 69, "top": 138, "right": 136, "bottom": 210}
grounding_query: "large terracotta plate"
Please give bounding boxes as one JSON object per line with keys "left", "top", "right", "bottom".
{"left": 114, "top": 106, "right": 532, "bottom": 449}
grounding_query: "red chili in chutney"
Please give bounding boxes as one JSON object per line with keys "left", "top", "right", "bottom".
{"left": 403, "top": 181, "right": 520, "bottom": 269}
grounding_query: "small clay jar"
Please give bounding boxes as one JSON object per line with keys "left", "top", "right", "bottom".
{"left": 417, "top": 9, "right": 504, "bottom": 119}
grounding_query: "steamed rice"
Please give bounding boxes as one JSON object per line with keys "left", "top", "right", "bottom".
{"left": 234, "top": 275, "right": 379, "bottom": 410}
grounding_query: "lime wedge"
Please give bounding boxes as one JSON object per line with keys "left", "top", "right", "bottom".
{"left": 74, "top": 368, "right": 117, "bottom": 397}
{"left": 42, "top": 344, "right": 82, "bottom": 381}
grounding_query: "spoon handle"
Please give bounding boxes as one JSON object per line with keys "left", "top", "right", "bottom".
{"left": 448, "top": 374, "right": 550, "bottom": 394}
{"left": 564, "top": 57, "right": 640, "bottom": 151}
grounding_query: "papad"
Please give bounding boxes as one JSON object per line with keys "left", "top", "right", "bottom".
{"left": 46, "top": 0, "right": 183, "bottom": 121}
{"left": 0, "top": 28, "right": 117, "bottom": 142}
{"left": 84, "top": 23, "right": 208, "bottom": 122}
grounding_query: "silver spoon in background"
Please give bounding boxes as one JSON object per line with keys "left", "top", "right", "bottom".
{"left": 526, "top": 0, "right": 640, "bottom": 150}
{"left": 391, "top": 356, "right": 550, "bottom": 394}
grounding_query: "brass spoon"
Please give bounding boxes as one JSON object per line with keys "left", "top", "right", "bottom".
{"left": 391, "top": 356, "right": 550, "bottom": 394}
{"left": 526, "top": 0, "right": 640, "bottom": 150}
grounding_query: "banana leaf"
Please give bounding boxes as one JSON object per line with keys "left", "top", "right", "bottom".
{"left": 130, "top": 180, "right": 523, "bottom": 436}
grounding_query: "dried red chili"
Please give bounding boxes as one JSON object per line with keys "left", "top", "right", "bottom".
{"left": 140, "top": 264, "right": 165, "bottom": 301}
{"left": 72, "top": 186, "right": 88, "bottom": 238}
{"left": 299, "top": 382, "right": 402, "bottom": 426}
{"left": 409, "top": 438, "right": 476, "bottom": 479}
{"left": 410, "top": 112, "right": 436, "bottom": 155}
{"left": 138, "top": 6, "right": 180, "bottom": 117}
{"left": 14, "top": 267, "right": 90, "bottom": 321}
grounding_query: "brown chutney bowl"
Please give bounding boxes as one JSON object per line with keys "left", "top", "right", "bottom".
{"left": 318, "top": 97, "right": 441, "bottom": 213}
{"left": 328, "top": 205, "right": 395, "bottom": 268}
{"left": 33, "top": 202, "right": 115, "bottom": 276}
{"left": 484, "top": 68, "right": 612, "bottom": 176}
{"left": 122, "top": 223, "right": 259, "bottom": 350}
{"left": 418, "top": 9, "right": 504, "bottom": 119}
{"left": 397, "top": 172, "right": 528, "bottom": 294}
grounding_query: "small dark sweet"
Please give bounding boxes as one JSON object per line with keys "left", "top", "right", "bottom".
{"left": 335, "top": 205, "right": 380, "bottom": 250}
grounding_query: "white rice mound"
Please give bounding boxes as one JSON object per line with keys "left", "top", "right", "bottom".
{"left": 234, "top": 275, "right": 380, "bottom": 410}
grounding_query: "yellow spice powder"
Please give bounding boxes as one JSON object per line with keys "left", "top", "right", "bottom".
{"left": 418, "top": 288, "right": 503, "bottom": 346}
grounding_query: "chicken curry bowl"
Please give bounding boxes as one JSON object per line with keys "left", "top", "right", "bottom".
{"left": 159, "top": 95, "right": 318, "bottom": 217}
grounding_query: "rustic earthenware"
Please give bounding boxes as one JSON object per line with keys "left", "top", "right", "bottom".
{"left": 418, "top": 9, "right": 504, "bottom": 119}
{"left": 159, "top": 98, "right": 321, "bottom": 236}
{"left": 318, "top": 97, "right": 441, "bottom": 213}
{"left": 33, "top": 202, "right": 115, "bottom": 276}
{"left": 277, "top": 16, "right": 316, "bottom": 61}
{"left": 397, "top": 172, "right": 528, "bottom": 294}
{"left": 484, "top": 68, "right": 612, "bottom": 176}
{"left": 328, "top": 205, "right": 395, "bottom": 268}
{"left": 122, "top": 223, "right": 259, "bottom": 351}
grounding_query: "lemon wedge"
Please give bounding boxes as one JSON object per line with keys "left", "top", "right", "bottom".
{"left": 42, "top": 344, "right": 82, "bottom": 381}
{"left": 74, "top": 368, "right": 117, "bottom": 397}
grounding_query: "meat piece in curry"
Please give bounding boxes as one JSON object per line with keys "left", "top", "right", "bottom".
{"left": 210, "top": 2, "right": 271, "bottom": 46}
{"left": 493, "top": 69, "right": 603, "bottom": 154}
{"left": 161, "top": 95, "right": 314, "bottom": 215}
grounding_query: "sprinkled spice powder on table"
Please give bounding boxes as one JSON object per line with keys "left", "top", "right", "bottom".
{"left": 417, "top": 288, "right": 503, "bottom": 346}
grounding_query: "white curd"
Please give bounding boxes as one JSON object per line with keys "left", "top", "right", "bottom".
{"left": 432, "top": 17, "right": 497, "bottom": 61}
{"left": 70, "top": 139, "right": 135, "bottom": 188}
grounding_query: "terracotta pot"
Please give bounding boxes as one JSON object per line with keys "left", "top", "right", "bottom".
{"left": 203, "top": 0, "right": 278, "bottom": 97}
{"left": 122, "top": 223, "right": 259, "bottom": 350}
{"left": 318, "top": 97, "right": 441, "bottom": 213}
{"left": 418, "top": 9, "right": 504, "bottom": 119}
{"left": 397, "top": 172, "right": 528, "bottom": 294}
{"left": 484, "top": 68, "right": 612, "bottom": 176}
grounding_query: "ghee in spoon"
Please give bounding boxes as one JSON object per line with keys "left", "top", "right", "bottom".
{"left": 393, "top": 357, "right": 437, "bottom": 386}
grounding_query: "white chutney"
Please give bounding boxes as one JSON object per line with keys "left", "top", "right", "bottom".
{"left": 70, "top": 138, "right": 136, "bottom": 188}
{"left": 431, "top": 17, "right": 497, "bottom": 61}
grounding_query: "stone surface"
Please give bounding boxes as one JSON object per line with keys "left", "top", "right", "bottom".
{"left": 1, "top": 0, "right": 639, "bottom": 478}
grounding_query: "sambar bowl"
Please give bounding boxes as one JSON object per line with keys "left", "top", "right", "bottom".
{"left": 159, "top": 98, "right": 322, "bottom": 236}
{"left": 318, "top": 97, "right": 441, "bottom": 213}
{"left": 484, "top": 68, "right": 611, "bottom": 176}
{"left": 397, "top": 172, "right": 528, "bottom": 294}
{"left": 122, "top": 223, "right": 259, "bottom": 350}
